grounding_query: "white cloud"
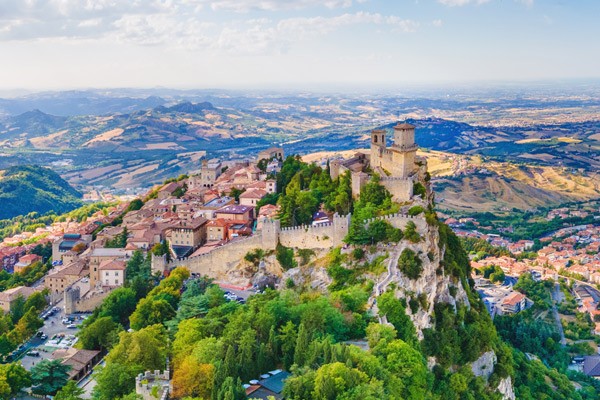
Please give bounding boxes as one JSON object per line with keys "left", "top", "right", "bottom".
{"left": 432, "top": 19, "right": 443, "bottom": 27}
{"left": 437, "top": 0, "right": 490, "bottom": 7}
{"left": 438, "top": 0, "right": 533, "bottom": 6}
{"left": 206, "top": 0, "right": 353, "bottom": 12}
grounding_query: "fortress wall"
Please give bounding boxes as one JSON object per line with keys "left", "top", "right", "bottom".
{"left": 170, "top": 235, "right": 263, "bottom": 277}
{"left": 65, "top": 286, "right": 113, "bottom": 314}
{"left": 381, "top": 177, "right": 414, "bottom": 202}
{"left": 278, "top": 223, "right": 335, "bottom": 249}
{"left": 157, "top": 213, "right": 424, "bottom": 276}
{"left": 365, "top": 213, "right": 428, "bottom": 234}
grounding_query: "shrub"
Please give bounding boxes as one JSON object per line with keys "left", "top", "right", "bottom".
{"left": 297, "top": 249, "right": 315, "bottom": 266}
{"left": 398, "top": 249, "right": 423, "bottom": 279}
{"left": 404, "top": 221, "right": 421, "bottom": 243}
{"left": 413, "top": 182, "right": 426, "bottom": 199}
{"left": 244, "top": 249, "right": 265, "bottom": 266}
{"left": 276, "top": 243, "right": 297, "bottom": 270}
{"left": 408, "top": 206, "right": 424, "bottom": 216}
{"left": 352, "top": 248, "right": 365, "bottom": 260}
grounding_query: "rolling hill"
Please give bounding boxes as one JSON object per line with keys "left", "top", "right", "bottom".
{"left": 0, "top": 165, "right": 82, "bottom": 219}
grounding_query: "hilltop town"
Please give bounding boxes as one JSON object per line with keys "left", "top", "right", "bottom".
{"left": 0, "top": 121, "right": 598, "bottom": 399}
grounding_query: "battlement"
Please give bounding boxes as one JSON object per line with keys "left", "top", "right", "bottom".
{"left": 135, "top": 370, "right": 170, "bottom": 400}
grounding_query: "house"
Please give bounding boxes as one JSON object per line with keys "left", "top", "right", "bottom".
{"left": 207, "top": 219, "right": 229, "bottom": 242}
{"left": 239, "top": 189, "right": 267, "bottom": 207}
{"left": 98, "top": 260, "right": 126, "bottom": 288}
{"left": 52, "top": 233, "right": 92, "bottom": 262}
{"left": 227, "top": 222, "right": 253, "bottom": 239}
{"left": 500, "top": 292, "right": 528, "bottom": 314}
{"left": 157, "top": 182, "right": 182, "bottom": 200}
{"left": 215, "top": 205, "right": 254, "bottom": 222}
{"left": 165, "top": 217, "right": 208, "bottom": 259}
{"left": 196, "top": 197, "right": 235, "bottom": 220}
{"left": 0, "top": 247, "right": 26, "bottom": 271}
{"left": 89, "top": 248, "right": 129, "bottom": 289}
{"left": 257, "top": 147, "right": 284, "bottom": 162}
{"left": 245, "top": 370, "right": 290, "bottom": 400}
{"left": 45, "top": 261, "right": 88, "bottom": 302}
{"left": 188, "top": 159, "right": 222, "bottom": 189}
{"left": 0, "top": 286, "right": 36, "bottom": 313}
{"left": 582, "top": 355, "right": 600, "bottom": 379}
{"left": 256, "top": 204, "right": 281, "bottom": 230}
{"left": 312, "top": 211, "right": 331, "bottom": 226}
{"left": 53, "top": 348, "right": 101, "bottom": 381}
{"left": 13, "top": 254, "right": 41, "bottom": 274}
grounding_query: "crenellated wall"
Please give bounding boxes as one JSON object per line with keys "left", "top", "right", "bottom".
{"left": 64, "top": 285, "right": 113, "bottom": 314}
{"left": 157, "top": 213, "right": 425, "bottom": 278}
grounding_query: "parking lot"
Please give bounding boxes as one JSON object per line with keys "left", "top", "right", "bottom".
{"left": 18, "top": 299, "right": 90, "bottom": 371}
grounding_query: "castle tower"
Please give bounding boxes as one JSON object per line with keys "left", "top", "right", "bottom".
{"left": 390, "top": 122, "right": 418, "bottom": 178}
{"left": 370, "top": 129, "right": 386, "bottom": 168}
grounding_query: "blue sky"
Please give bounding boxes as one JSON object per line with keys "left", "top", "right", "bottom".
{"left": 0, "top": 0, "right": 598, "bottom": 90}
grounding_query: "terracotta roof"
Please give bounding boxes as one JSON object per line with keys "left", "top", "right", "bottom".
{"left": 240, "top": 189, "right": 267, "bottom": 199}
{"left": 502, "top": 292, "right": 526, "bottom": 306}
{"left": 98, "top": 260, "right": 126, "bottom": 271}
{"left": 159, "top": 181, "right": 181, "bottom": 193}
{"left": 208, "top": 219, "right": 229, "bottom": 227}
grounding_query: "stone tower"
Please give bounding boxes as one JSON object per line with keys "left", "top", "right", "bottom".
{"left": 370, "top": 129, "right": 386, "bottom": 169}
{"left": 390, "top": 122, "right": 417, "bottom": 178}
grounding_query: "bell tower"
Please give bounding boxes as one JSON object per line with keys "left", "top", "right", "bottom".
{"left": 370, "top": 129, "right": 386, "bottom": 168}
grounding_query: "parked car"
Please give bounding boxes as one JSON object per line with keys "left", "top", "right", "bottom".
{"left": 27, "top": 351, "right": 40, "bottom": 357}
{"left": 40, "top": 334, "right": 47, "bottom": 340}
{"left": 66, "top": 324, "right": 77, "bottom": 329}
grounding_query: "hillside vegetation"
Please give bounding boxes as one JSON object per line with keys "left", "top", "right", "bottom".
{"left": 0, "top": 165, "right": 81, "bottom": 219}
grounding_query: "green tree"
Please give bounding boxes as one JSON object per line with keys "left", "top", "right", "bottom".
{"left": 294, "top": 323, "right": 311, "bottom": 367}
{"left": 78, "top": 316, "right": 121, "bottom": 351}
{"left": 97, "top": 287, "right": 137, "bottom": 326}
{"left": 55, "top": 380, "right": 85, "bottom": 400}
{"left": 30, "top": 359, "right": 71, "bottom": 395}
{"left": 129, "top": 298, "right": 176, "bottom": 330}
{"left": 0, "top": 363, "right": 31, "bottom": 397}
{"left": 93, "top": 362, "right": 138, "bottom": 400}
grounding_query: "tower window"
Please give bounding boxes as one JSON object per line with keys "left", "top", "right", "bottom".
{"left": 374, "top": 135, "right": 378, "bottom": 143}
{"left": 382, "top": 135, "right": 385, "bottom": 143}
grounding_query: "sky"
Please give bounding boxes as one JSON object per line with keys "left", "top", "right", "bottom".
{"left": 0, "top": 0, "right": 599, "bottom": 91}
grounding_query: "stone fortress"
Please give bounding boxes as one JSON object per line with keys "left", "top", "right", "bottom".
{"left": 152, "top": 121, "right": 430, "bottom": 278}
{"left": 330, "top": 122, "right": 428, "bottom": 202}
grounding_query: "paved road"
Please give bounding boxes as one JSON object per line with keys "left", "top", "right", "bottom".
{"left": 503, "top": 276, "right": 518, "bottom": 287}
{"left": 551, "top": 283, "right": 567, "bottom": 346}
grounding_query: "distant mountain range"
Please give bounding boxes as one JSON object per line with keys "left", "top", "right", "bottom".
{"left": 0, "top": 165, "right": 82, "bottom": 220}
{"left": 1, "top": 90, "right": 599, "bottom": 203}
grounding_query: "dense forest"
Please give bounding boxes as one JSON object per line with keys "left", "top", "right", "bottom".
{"left": 0, "top": 165, "right": 82, "bottom": 220}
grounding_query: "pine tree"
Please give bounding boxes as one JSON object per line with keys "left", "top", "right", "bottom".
{"left": 293, "top": 323, "right": 310, "bottom": 367}
{"left": 222, "top": 345, "right": 237, "bottom": 379}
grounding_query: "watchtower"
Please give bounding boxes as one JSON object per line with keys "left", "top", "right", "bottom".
{"left": 370, "top": 129, "right": 386, "bottom": 168}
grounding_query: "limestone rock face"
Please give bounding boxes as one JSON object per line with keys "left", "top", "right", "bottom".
{"left": 471, "top": 350, "right": 497, "bottom": 379}
{"left": 497, "top": 377, "right": 516, "bottom": 400}
{"left": 380, "top": 217, "right": 470, "bottom": 337}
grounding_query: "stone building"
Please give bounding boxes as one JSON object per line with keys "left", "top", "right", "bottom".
{"left": 188, "top": 159, "right": 222, "bottom": 189}
{"left": 330, "top": 122, "right": 427, "bottom": 202}
{"left": 258, "top": 147, "right": 284, "bottom": 162}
